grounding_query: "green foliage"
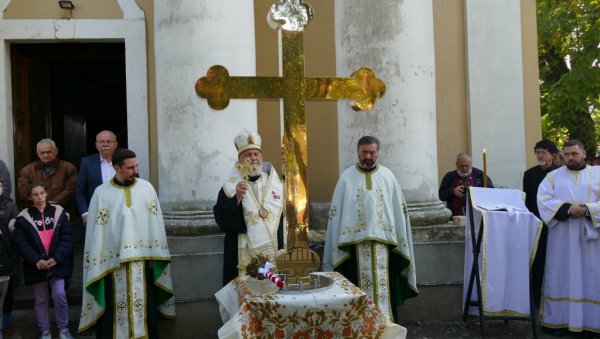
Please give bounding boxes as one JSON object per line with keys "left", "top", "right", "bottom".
{"left": 537, "top": 0, "right": 600, "bottom": 154}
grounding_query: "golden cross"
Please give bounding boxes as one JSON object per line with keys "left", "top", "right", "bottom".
{"left": 236, "top": 158, "right": 258, "bottom": 182}
{"left": 196, "top": 0, "right": 386, "bottom": 277}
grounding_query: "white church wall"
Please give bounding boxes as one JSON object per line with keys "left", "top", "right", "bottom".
{"left": 465, "top": 0, "right": 527, "bottom": 189}
{"left": 336, "top": 0, "right": 440, "bottom": 204}
{"left": 154, "top": 0, "right": 258, "bottom": 209}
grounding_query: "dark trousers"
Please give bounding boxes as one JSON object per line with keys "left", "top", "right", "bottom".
{"left": 531, "top": 224, "right": 548, "bottom": 308}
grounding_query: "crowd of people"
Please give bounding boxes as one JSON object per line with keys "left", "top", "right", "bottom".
{"left": 0, "top": 131, "right": 174, "bottom": 339}
{"left": 1, "top": 131, "right": 599, "bottom": 338}
{"left": 437, "top": 139, "right": 600, "bottom": 337}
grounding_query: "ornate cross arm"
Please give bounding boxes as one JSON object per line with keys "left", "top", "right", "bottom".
{"left": 305, "top": 68, "right": 387, "bottom": 111}
{"left": 196, "top": 65, "right": 386, "bottom": 112}
{"left": 195, "top": 65, "right": 285, "bottom": 111}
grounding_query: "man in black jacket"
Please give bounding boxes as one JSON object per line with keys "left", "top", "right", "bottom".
{"left": 522, "top": 139, "right": 560, "bottom": 307}
{"left": 439, "top": 153, "right": 494, "bottom": 217}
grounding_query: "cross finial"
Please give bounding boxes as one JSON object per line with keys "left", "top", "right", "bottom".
{"left": 268, "top": 0, "right": 313, "bottom": 32}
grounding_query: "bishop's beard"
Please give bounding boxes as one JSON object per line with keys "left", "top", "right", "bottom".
{"left": 457, "top": 169, "right": 472, "bottom": 178}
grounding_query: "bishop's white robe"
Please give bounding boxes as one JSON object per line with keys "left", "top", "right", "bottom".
{"left": 323, "top": 164, "right": 418, "bottom": 321}
{"left": 78, "top": 178, "right": 175, "bottom": 337}
{"left": 538, "top": 165, "right": 600, "bottom": 333}
{"left": 222, "top": 162, "right": 284, "bottom": 276}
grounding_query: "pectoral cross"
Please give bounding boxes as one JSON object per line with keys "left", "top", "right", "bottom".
{"left": 196, "top": 0, "right": 386, "bottom": 277}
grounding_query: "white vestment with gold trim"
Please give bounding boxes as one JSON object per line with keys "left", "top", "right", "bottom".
{"left": 222, "top": 162, "right": 284, "bottom": 277}
{"left": 323, "top": 164, "right": 417, "bottom": 321}
{"left": 78, "top": 178, "right": 175, "bottom": 337}
{"left": 538, "top": 166, "right": 600, "bottom": 332}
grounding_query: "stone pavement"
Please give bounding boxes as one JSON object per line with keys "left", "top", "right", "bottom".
{"left": 4, "top": 314, "right": 600, "bottom": 339}
{"left": 405, "top": 319, "right": 600, "bottom": 339}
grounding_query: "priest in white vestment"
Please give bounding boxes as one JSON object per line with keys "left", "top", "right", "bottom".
{"left": 78, "top": 149, "right": 175, "bottom": 338}
{"left": 213, "top": 130, "right": 284, "bottom": 285}
{"left": 538, "top": 140, "right": 600, "bottom": 335}
{"left": 323, "top": 136, "right": 418, "bottom": 323}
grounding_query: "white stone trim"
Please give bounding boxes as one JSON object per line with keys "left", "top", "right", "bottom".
{"left": 0, "top": 17, "right": 150, "bottom": 180}
{"left": 118, "top": 0, "right": 145, "bottom": 19}
{"left": 0, "top": 0, "right": 8, "bottom": 14}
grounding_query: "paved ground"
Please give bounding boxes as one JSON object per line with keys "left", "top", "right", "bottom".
{"left": 405, "top": 319, "right": 600, "bottom": 339}
{"left": 4, "top": 314, "right": 600, "bottom": 339}
{"left": 3, "top": 307, "right": 93, "bottom": 339}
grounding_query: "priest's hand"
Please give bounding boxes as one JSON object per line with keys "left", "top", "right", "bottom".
{"left": 453, "top": 186, "right": 465, "bottom": 199}
{"left": 569, "top": 204, "right": 587, "bottom": 218}
{"left": 236, "top": 180, "right": 249, "bottom": 204}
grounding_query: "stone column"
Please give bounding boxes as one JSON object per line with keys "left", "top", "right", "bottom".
{"left": 154, "top": 0, "right": 258, "bottom": 210}
{"left": 153, "top": 1, "right": 258, "bottom": 334}
{"left": 465, "top": 0, "right": 528, "bottom": 188}
{"left": 335, "top": 0, "right": 449, "bottom": 225}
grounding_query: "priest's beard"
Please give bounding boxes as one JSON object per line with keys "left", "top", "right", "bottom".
{"left": 566, "top": 161, "right": 585, "bottom": 171}
{"left": 457, "top": 169, "right": 472, "bottom": 178}
{"left": 359, "top": 159, "right": 376, "bottom": 170}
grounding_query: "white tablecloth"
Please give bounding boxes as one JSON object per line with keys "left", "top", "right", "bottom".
{"left": 463, "top": 187, "right": 542, "bottom": 317}
{"left": 215, "top": 271, "right": 406, "bottom": 338}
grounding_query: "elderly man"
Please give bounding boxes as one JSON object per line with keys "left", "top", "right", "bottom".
{"left": 213, "top": 130, "right": 284, "bottom": 286}
{"left": 323, "top": 136, "right": 418, "bottom": 323}
{"left": 439, "top": 153, "right": 494, "bottom": 216}
{"left": 522, "top": 139, "right": 560, "bottom": 307}
{"left": 18, "top": 139, "right": 77, "bottom": 207}
{"left": 538, "top": 139, "right": 600, "bottom": 335}
{"left": 75, "top": 130, "right": 118, "bottom": 225}
{"left": 78, "top": 149, "right": 175, "bottom": 338}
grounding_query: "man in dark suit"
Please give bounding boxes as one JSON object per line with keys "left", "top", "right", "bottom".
{"left": 75, "top": 130, "right": 118, "bottom": 225}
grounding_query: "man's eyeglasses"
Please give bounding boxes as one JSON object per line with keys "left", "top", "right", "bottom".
{"left": 96, "top": 140, "right": 116, "bottom": 144}
{"left": 535, "top": 150, "right": 550, "bottom": 156}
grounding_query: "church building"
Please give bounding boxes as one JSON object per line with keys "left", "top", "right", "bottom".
{"left": 0, "top": 0, "right": 542, "bottom": 336}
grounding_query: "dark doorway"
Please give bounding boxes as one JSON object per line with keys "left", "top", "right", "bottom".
{"left": 8, "top": 43, "right": 128, "bottom": 310}
{"left": 10, "top": 42, "right": 127, "bottom": 177}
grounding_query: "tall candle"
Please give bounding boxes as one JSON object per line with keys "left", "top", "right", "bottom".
{"left": 483, "top": 148, "right": 487, "bottom": 188}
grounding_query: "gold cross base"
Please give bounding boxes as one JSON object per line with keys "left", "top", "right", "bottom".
{"left": 276, "top": 246, "right": 320, "bottom": 278}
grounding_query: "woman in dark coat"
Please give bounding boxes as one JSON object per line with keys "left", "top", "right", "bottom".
{"left": 0, "top": 180, "right": 17, "bottom": 337}
{"left": 14, "top": 183, "right": 73, "bottom": 339}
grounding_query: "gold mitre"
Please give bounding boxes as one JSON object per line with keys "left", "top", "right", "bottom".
{"left": 234, "top": 130, "right": 262, "bottom": 155}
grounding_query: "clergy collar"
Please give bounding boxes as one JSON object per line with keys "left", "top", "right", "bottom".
{"left": 112, "top": 176, "right": 136, "bottom": 187}
{"left": 248, "top": 174, "right": 262, "bottom": 182}
{"left": 356, "top": 163, "right": 379, "bottom": 174}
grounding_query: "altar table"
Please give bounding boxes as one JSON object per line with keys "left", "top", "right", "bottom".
{"left": 463, "top": 187, "right": 542, "bottom": 317}
{"left": 215, "top": 272, "right": 406, "bottom": 338}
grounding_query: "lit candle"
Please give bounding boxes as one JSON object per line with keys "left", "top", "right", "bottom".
{"left": 483, "top": 148, "right": 487, "bottom": 188}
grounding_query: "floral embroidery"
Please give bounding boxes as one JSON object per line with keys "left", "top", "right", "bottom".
{"left": 96, "top": 208, "right": 109, "bottom": 225}
{"left": 234, "top": 272, "right": 387, "bottom": 338}
{"left": 147, "top": 200, "right": 158, "bottom": 215}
